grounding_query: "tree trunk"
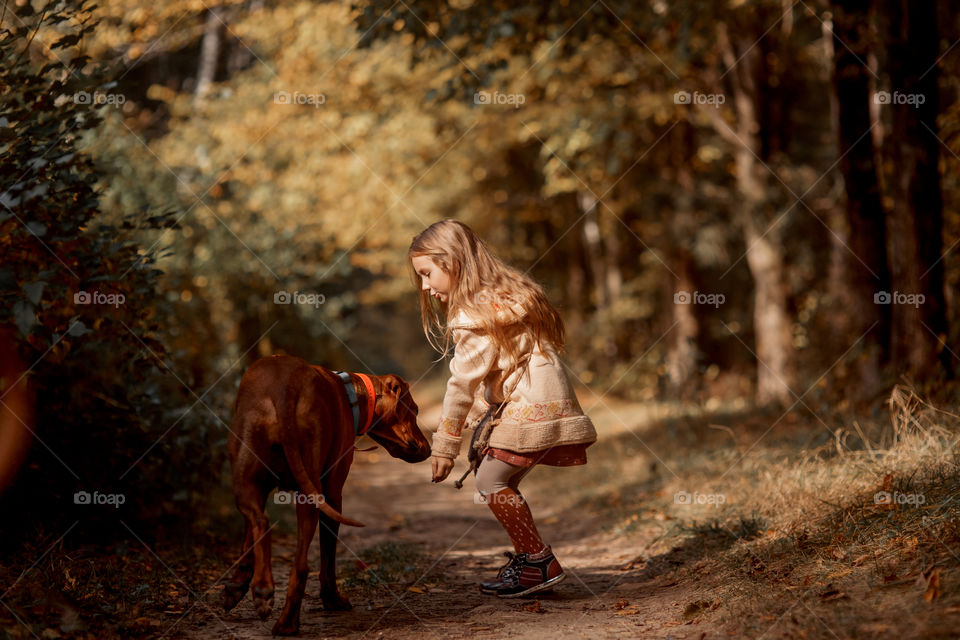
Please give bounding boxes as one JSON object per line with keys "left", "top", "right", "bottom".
{"left": 552, "top": 193, "right": 589, "bottom": 356}
{"left": 602, "top": 211, "right": 623, "bottom": 305}
{"left": 713, "top": 22, "right": 796, "bottom": 406}
{"left": 880, "top": 0, "right": 948, "bottom": 379}
{"left": 195, "top": 6, "right": 225, "bottom": 100}
{"left": 666, "top": 244, "right": 700, "bottom": 398}
{"left": 830, "top": 0, "right": 892, "bottom": 397}
{"left": 741, "top": 207, "right": 794, "bottom": 405}
{"left": 665, "top": 125, "right": 701, "bottom": 399}
{"left": 579, "top": 191, "right": 609, "bottom": 310}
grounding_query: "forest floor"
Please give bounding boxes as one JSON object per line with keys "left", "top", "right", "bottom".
{"left": 174, "top": 385, "right": 960, "bottom": 640}
{"left": 3, "top": 385, "right": 960, "bottom": 639}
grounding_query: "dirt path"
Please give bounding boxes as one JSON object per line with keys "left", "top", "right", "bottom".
{"left": 175, "top": 445, "right": 724, "bottom": 640}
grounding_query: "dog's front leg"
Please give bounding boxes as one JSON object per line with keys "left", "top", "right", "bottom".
{"left": 273, "top": 501, "right": 319, "bottom": 636}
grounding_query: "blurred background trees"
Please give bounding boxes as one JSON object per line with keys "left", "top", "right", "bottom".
{"left": 1, "top": 0, "right": 958, "bottom": 537}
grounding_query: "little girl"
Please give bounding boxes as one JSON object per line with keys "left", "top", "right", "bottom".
{"left": 408, "top": 219, "right": 597, "bottom": 598}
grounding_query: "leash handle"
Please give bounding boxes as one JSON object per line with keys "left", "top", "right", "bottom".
{"left": 453, "top": 467, "right": 471, "bottom": 490}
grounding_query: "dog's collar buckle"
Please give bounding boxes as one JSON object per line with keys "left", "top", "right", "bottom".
{"left": 333, "top": 371, "right": 376, "bottom": 436}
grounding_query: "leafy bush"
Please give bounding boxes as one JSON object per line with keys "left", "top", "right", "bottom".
{"left": 0, "top": 0, "right": 217, "bottom": 544}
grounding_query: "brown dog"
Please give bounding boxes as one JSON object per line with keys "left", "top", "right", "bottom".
{"left": 222, "top": 355, "right": 431, "bottom": 636}
{"left": 0, "top": 329, "right": 35, "bottom": 496}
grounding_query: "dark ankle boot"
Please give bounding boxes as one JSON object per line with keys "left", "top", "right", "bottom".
{"left": 481, "top": 546, "right": 565, "bottom": 598}
{"left": 479, "top": 551, "right": 522, "bottom": 595}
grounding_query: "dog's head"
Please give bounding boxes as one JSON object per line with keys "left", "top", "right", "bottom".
{"left": 367, "top": 375, "right": 431, "bottom": 463}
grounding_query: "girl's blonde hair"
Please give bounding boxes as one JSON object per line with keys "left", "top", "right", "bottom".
{"left": 408, "top": 219, "right": 565, "bottom": 371}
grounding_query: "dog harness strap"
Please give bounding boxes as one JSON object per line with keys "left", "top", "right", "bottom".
{"left": 334, "top": 371, "right": 361, "bottom": 434}
{"left": 356, "top": 373, "right": 376, "bottom": 436}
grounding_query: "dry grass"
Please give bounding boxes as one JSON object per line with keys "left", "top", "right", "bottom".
{"left": 524, "top": 384, "right": 960, "bottom": 638}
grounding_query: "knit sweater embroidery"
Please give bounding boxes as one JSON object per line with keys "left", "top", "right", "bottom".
{"left": 431, "top": 303, "right": 597, "bottom": 460}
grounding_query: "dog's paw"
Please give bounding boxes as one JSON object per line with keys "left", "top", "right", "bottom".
{"left": 271, "top": 618, "right": 299, "bottom": 636}
{"left": 221, "top": 583, "right": 247, "bottom": 612}
{"left": 321, "top": 593, "right": 352, "bottom": 611}
{"left": 252, "top": 585, "right": 275, "bottom": 620}
{"left": 256, "top": 601, "right": 274, "bottom": 620}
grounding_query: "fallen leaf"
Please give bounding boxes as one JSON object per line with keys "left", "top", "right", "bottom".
{"left": 523, "top": 600, "right": 543, "bottom": 613}
{"left": 851, "top": 553, "right": 873, "bottom": 566}
{"left": 683, "top": 600, "right": 711, "bottom": 619}
{"left": 613, "top": 597, "right": 629, "bottom": 610}
{"left": 407, "top": 586, "right": 424, "bottom": 594}
{"left": 922, "top": 567, "right": 941, "bottom": 602}
{"left": 825, "top": 568, "right": 854, "bottom": 580}
{"left": 63, "top": 568, "right": 76, "bottom": 590}
{"left": 819, "top": 584, "right": 847, "bottom": 602}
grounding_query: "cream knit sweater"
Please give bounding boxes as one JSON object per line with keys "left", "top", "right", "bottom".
{"left": 430, "top": 302, "right": 597, "bottom": 459}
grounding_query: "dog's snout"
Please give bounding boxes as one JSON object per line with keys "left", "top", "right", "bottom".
{"left": 405, "top": 444, "right": 432, "bottom": 463}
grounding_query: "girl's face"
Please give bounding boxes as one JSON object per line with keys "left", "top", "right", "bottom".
{"left": 411, "top": 255, "right": 452, "bottom": 303}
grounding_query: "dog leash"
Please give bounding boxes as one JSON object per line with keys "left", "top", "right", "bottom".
{"left": 452, "top": 352, "right": 532, "bottom": 490}
{"left": 333, "top": 371, "right": 377, "bottom": 437}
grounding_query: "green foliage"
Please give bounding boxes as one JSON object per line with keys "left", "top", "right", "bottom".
{"left": 86, "top": 1, "right": 471, "bottom": 380}
{"left": 0, "top": 0, "right": 214, "bottom": 540}
{"left": 339, "top": 541, "right": 425, "bottom": 590}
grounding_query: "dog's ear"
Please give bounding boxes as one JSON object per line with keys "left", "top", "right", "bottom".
{"left": 383, "top": 375, "right": 406, "bottom": 397}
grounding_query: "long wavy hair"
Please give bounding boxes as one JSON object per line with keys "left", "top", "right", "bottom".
{"left": 408, "top": 219, "right": 565, "bottom": 373}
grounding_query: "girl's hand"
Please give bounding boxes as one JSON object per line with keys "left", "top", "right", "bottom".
{"left": 431, "top": 455, "right": 455, "bottom": 483}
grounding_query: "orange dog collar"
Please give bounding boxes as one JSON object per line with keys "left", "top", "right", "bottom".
{"left": 356, "top": 373, "right": 376, "bottom": 436}
{"left": 333, "top": 371, "right": 377, "bottom": 436}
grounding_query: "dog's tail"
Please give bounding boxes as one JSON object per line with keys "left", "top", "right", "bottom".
{"left": 279, "top": 376, "right": 365, "bottom": 528}
{"left": 280, "top": 437, "right": 366, "bottom": 528}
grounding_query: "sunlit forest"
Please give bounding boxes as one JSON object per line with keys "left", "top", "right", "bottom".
{"left": 2, "top": 0, "right": 960, "bottom": 637}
